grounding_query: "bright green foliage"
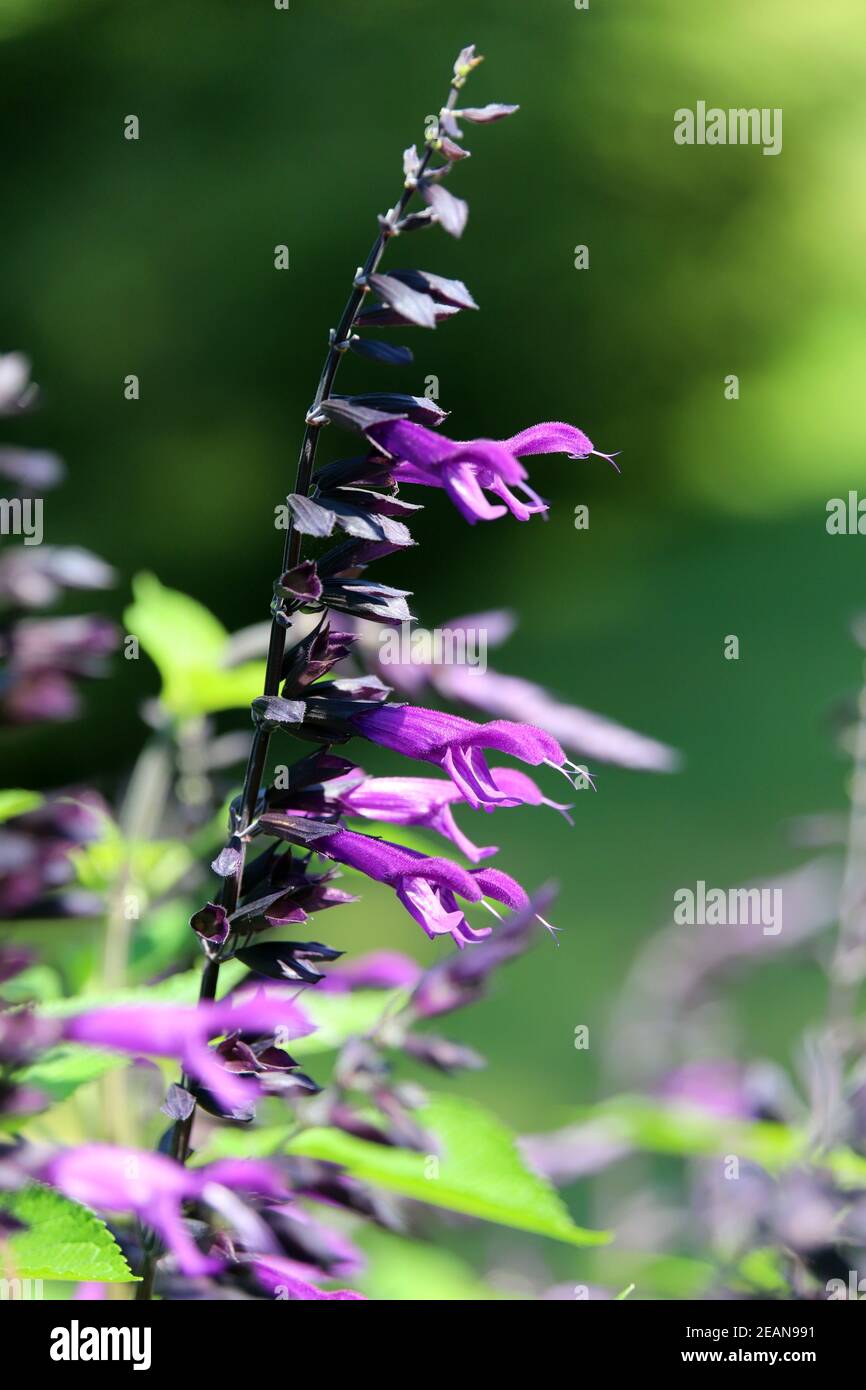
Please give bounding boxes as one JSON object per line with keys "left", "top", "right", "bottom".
{"left": 287, "top": 1093, "right": 610, "bottom": 1248}
{"left": 0, "top": 790, "right": 43, "bottom": 823}
{"left": 123, "top": 572, "right": 266, "bottom": 719}
{"left": 0, "top": 1184, "right": 137, "bottom": 1283}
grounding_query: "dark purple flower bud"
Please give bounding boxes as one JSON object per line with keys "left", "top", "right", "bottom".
{"left": 317, "top": 398, "right": 403, "bottom": 433}
{"left": 251, "top": 695, "right": 306, "bottom": 732}
{"left": 320, "top": 577, "right": 414, "bottom": 625}
{"left": 282, "top": 622, "right": 358, "bottom": 693}
{"left": 313, "top": 454, "right": 395, "bottom": 491}
{"left": 274, "top": 559, "right": 323, "bottom": 605}
{"left": 333, "top": 393, "right": 448, "bottom": 426}
{"left": 335, "top": 1037, "right": 390, "bottom": 1091}
{"left": 386, "top": 269, "right": 478, "bottom": 311}
{"left": 230, "top": 886, "right": 309, "bottom": 933}
{"left": 347, "top": 336, "right": 414, "bottom": 367}
{"left": 189, "top": 902, "right": 231, "bottom": 961}
{"left": 1, "top": 671, "right": 79, "bottom": 724}
{"left": 354, "top": 304, "right": 459, "bottom": 329}
{"left": 286, "top": 491, "right": 415, "bottom": 547}
{"left": 366, "top": 273, "right": 438, "bottom": 328}
{"left": 317, "top": 538, "right": 414, "bottom": 582}
{"left": 420, "top": 182, "right": 468, "bottom": 238}
{"left": 236, "top": 940, "right": 343, "bottom": 986}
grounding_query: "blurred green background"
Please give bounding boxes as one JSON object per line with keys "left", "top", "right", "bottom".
{"left": 3, "top": 0, "right": 866, "bottom": 1147}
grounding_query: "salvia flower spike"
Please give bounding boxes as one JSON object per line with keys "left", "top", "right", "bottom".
{"left": 125, "top": 44, "right": 618, "bottom": 1297}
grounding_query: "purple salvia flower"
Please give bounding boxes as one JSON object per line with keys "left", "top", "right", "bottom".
{"left": 63, "top": 989, "right": 314, "bottom": 1112}
{"left": 337, "top": 767, "right": 571, "bottom": 860}
{"left": 318, "top": 949, "right": 423, "bottom": 993}
{"left": 365, "top": 418, "right": 616, "bottom": 524}
{"left": 311, "top": 826, "right": 533, "bottom": 946}
{"left": 350, "top": 703, "right": 586, "bottom": 810}
{"left": 40, "top": 1146, "right": 287, "bottom": 1278}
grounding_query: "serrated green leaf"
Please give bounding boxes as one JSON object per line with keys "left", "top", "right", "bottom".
{"left": 287, "top": 1093, "right": 609, "bottom": 1248}
{"left": 124, "top": 572, "right": 265, "bottom": 719}
{"left": 0, "top": 1184, "right": 138, "bottom": 1283}
{"left": 0, "top": 789, "right": 43, "bottom": 823}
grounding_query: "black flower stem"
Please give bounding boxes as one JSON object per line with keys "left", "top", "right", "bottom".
{"left": 160, "top": 76, "right": 464, "bottom": 1185}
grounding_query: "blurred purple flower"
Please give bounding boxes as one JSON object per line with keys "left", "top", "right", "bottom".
{"left": 40, "top": 1146, "right": 287, "bottom": 1278}
{"left": 63, "top": 989, "right": 314, "bottom": 1112}
{"left": 318, "top": 949, "right": 422, "bottom": 993}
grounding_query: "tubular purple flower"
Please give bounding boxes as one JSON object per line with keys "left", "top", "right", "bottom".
{"left": 312, "top": 826, "right": 532, "bottom": 946}
{"left": 365, "top": 417, "right": 616, "bottom": 524}
{"left": 318, "top": 949, "right": 423, "bottom": 993}
{"left": 40, "top": 1146, "right": 288, "bottom": 1278}
{"left": 350, "top": 703, "right": 586, "bottom": 810}
{"left": 312, "top": 827, "right": 486, "bottom": 944}
{"left": 63, "top": 990, "right": 314, "bottom": 1112}
{"left": 338, "top": 768, "right": 571, "bottom": 859}
{"left": 500, "top": 420, "right": 621, "bottom": 472}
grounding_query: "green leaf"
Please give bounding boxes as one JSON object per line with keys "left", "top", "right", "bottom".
{"left": 14, "top": 1044, "right": 126, "bottom": 1102}
{"left": 68, "top": 803, "right": 194, "bottom": 901}
{"left": 0, "top": 1184, "right": 138, "bottom": 1283}
{"left": 190, "top": 1124, "right": 292, "bottom": 1165}
{"left": 124, "top": 572, "right": 265, "bottom": 719}
{"left": 287, "top": 1093, "right": 609, "bottom": 1248}
{"left": 0, "top": 963, "right": 63, "bottom": 1005}
{"left": 0, "top": 789, "right": 43, "bottom": 823}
